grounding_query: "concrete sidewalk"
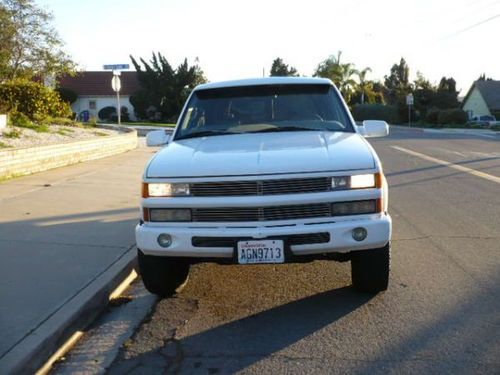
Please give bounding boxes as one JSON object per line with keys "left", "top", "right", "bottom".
{"left": 0, "top": 140, "right": 155, "bottom": 373}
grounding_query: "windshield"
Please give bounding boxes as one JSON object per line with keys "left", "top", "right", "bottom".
{"left": 174, "top": 84, "right": 354, "bottom": 140}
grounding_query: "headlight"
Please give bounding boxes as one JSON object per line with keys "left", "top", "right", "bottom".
{"left": 149, "top": 208, "right": 192, "bottom": 222}
{"left": 332, "top": 173, "right": 379, "bottom": 190}
{"left": 331, "top": 200, "right": 378, "bottom": 216}
{"left": 143, "top": 183, "right": 190, "bottom": 197}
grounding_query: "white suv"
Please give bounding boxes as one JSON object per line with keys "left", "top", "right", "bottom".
{"left": 136, "top": 77, "right": 391, "bottom": 297}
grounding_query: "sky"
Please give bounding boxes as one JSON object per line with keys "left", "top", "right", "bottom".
{"left": 39, "top": 0, "right": 500, "bottom": 93}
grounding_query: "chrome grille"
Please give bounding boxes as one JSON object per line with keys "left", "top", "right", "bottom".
{"left": 192, "top": 203, "right": 331, "bottom": 222}
{"left": 190, "top": 177, "right": 330, "bottom": 196}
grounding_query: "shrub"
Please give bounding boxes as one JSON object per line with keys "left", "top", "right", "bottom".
{"left": 56, "top": 87, "right": 78, "bottom": 104}
{"left": 0, "top": 80, "right": 72, "bottom": 120}
{"left": 8, "top": 111, "right": 34, "bottom": 128}
{"left": 425, "top": 108, "right": 440, "bottom": 124}
{"left": 3, "top": 127, "right": 22, "bottom": 138}
{"left": 437, "top": 108, "right": 467, "bottom": 125}
{"left": 98, "top": 106, "right": 116, "bottom": 121}
{"left": 352, "top": 104, "right": 399, "bottom": 124}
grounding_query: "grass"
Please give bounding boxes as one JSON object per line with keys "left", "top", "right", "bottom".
{"left": 93, "top": 131, "right": 108, "bottom": 137}
{"left": 3, "top": 128, "right": 22, "bottom": 138}
{"left": 54, "top": 128, "right": 74, "bottom": 136}
{"left": 0, "top": 141, "right": 10, "bottom": 148}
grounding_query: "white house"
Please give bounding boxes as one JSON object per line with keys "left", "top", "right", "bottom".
{"left": 59, "top": 71, "right": 141, "bottom": 121}
{"left": 462, "top": 80, "right": 500, "bottom": 119}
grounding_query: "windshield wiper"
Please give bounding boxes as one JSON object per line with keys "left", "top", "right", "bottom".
{"left": 176, "top": 130, "right": 233, "bottom": 140}
{"left": 249, "top": 126, "right": 322, "bottom": 133}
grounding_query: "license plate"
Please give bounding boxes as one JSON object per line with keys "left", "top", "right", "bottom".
{"left": 237, "top": 239, "right": 284, "bottom": 264}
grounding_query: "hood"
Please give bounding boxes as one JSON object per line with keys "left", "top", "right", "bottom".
{"left": 146, "top": 131, "right": 375, "bottom": 178}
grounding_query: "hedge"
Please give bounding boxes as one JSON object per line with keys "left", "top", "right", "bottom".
{"left": 437, "top": 109, "right": 467, "bottom": 125}
{"left": 0, "top": 80, "right": 72, "bottom": 121}
{"left": 351, "top": 104, "right": 399, "bottom": 124}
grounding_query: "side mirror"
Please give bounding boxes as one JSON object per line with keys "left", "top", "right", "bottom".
{"left": 359, "top": 120, "right": 389, "bottom": 138}
{"left": 146, "top": 130, "right": 170, "bottom": 147}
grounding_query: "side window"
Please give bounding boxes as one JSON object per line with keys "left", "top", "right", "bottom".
{"left": 89, "top": 100, "right": 96, "bottom": 110}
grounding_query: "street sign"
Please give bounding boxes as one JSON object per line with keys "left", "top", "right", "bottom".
{"left": 103, "top": 64, "right": 129, "bottom": 70}
{"left": 406, "top": 93, "right": 414, "bottom": 106}
{"left": 111, "top": 75, "right": 121, "bottom": 92}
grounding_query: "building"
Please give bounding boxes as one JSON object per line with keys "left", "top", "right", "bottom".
{"left": 58, "top": 71, "right": 141, "bottom": 121}
{"left": 462, "top": 80, "right": 500, "bottom": 119}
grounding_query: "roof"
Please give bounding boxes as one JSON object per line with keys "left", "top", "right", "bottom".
{"left": 58, "top": 71, "right": 141, "bottom": 96}
{"left": 194, "top": 77, "right": 334, "bottom": 91}
{"left": 463, "top": 80, "right": 500, "bottom": 111}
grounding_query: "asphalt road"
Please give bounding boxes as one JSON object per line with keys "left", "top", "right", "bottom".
{"left": 77, "top": 127, "right": 500, "bottom": 374}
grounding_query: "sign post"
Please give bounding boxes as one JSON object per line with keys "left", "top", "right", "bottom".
{"left": 111, "top": 71, "right": 122, "bottom": 125}
{"left": 406, "top": 93, "right": 414, "bottom": 127}
{"left": 104, "top": 64, "right": 129, "bottom": 125}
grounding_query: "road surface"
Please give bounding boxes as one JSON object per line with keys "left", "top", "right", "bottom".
{"left": 100, "top": 127, "right": 500, "bottom": 374}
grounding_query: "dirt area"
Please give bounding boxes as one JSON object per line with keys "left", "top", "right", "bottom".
{"left": 0, "top": 125, "right": 120, "bottom": 149}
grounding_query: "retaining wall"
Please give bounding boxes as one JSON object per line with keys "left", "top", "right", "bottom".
{"left": 0, "top": 126, "right": 137, "bottom": 180}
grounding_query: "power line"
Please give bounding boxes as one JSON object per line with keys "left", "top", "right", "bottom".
{"left": 442, "top": 13, "right": 500, "bottom": 39}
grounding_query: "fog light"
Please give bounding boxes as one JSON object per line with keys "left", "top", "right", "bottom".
{"left": 352, "top": 227, "right": 367, "bottom": 242}
{"left": 157, "top": 233, "right": 172, "bottom": 248}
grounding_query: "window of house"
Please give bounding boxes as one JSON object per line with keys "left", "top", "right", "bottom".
{"left": 89, "top": 100, "right": 97, "bottom": 110}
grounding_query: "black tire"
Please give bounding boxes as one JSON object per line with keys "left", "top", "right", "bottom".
{"left": 137, "top": 249, "right": 190, "bottom": 297}
{"left": 351, "top": 242, "right": 390, "bottom": 293}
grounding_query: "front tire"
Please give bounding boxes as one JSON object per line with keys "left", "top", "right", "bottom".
{"left": 351, "top": 243, "right": 390, "bottom": 293}
{"left": 138, "top": 249, "right": 190, "bottom": 297}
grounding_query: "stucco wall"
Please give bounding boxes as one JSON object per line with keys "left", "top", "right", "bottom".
{"left": 71, "top": 95, "right": 137, "bottom": 121}
{"left": 462, "top": 87, "right": 491, "bottom": 117}
{"left": 0, "top": 126, "right": 137, "bottom": 180}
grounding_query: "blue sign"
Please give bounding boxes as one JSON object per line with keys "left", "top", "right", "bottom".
{"left": 103, "top": 64, "right": 130, "bottom": 70}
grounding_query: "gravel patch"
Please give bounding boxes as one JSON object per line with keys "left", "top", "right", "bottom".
{"left": 0, "top": 125, "right": 120, "bottom": 149}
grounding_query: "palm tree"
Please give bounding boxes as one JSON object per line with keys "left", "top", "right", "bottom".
{"left": 314, "top": 51, "right": 358, "bottom": 102}
{"left": 357, "top": 67, "right": 372, "bottom": 104}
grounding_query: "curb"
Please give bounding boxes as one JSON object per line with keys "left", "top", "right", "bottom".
{"left": 390, "top": 124, "right": 498, "bottom": 136}
{"left": 100, "top": 124, "right": 175, "bottom": 137}
{"left": 0, "top": 246, "right": 138, "bottom": 374}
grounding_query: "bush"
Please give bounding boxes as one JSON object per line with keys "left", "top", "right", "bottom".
{"left": 98, "top": 106, "right": 116, "bottom": 121}
{"left": 425, "top": 108, "right": 440, "bottom": 124}
{"left": 8, "top": 111, "right": 50, "bottom": 132}
{"left": 56, "top": 87, "right": 78, "bottom": 104}
{"left": 437, "top": 108, "right": 467, "bottom": 125}
{"left": 0, "top": 80, "right": 72, "bottom": 120}
{"left": 8, "top": 111, "right": 34, "bottom": 128}
{"left": 352, "top": 104, "right": 399, "bottom": 124}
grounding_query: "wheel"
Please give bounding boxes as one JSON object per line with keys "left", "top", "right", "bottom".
{"left": 137, "top": 249, "right": 190, "bottom": 297}
{"left": 351, "top": 242, "right": 390, "bottom": 293}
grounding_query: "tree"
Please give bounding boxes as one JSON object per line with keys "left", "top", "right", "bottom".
{"left": 434, "top": 76, "right": 459, "bottom": 109}
{"left": 477, "top": 73, "right": 492, "bottom": 81}
{"left": 384, "top": 57, "right": 411, "bottom": 105}
{"left": 130, "top": 52, "right": 207, "bottom": 121}
{"left": 314, "top": 51, "right": 358, "bottom": 102}
{"left": 0, "top": 0, "right": 75, "bottom": 81}
{"left": 269, "top": 58, "right": 298, "bottom": 77}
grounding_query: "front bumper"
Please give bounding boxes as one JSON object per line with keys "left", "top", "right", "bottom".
{"left": 135, "top": 214, "right": 392, "bottom": 258}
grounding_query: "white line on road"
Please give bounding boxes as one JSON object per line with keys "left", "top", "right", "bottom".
{"left": 391, "top": 146, "right": 500, "bottom": 185}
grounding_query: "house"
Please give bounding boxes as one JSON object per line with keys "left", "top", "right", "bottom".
{"left": 462, "top": 79, "right": 500, "bottom": 119}
{"left": 58, "top": 71, "right": 141, "bottom": 121}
